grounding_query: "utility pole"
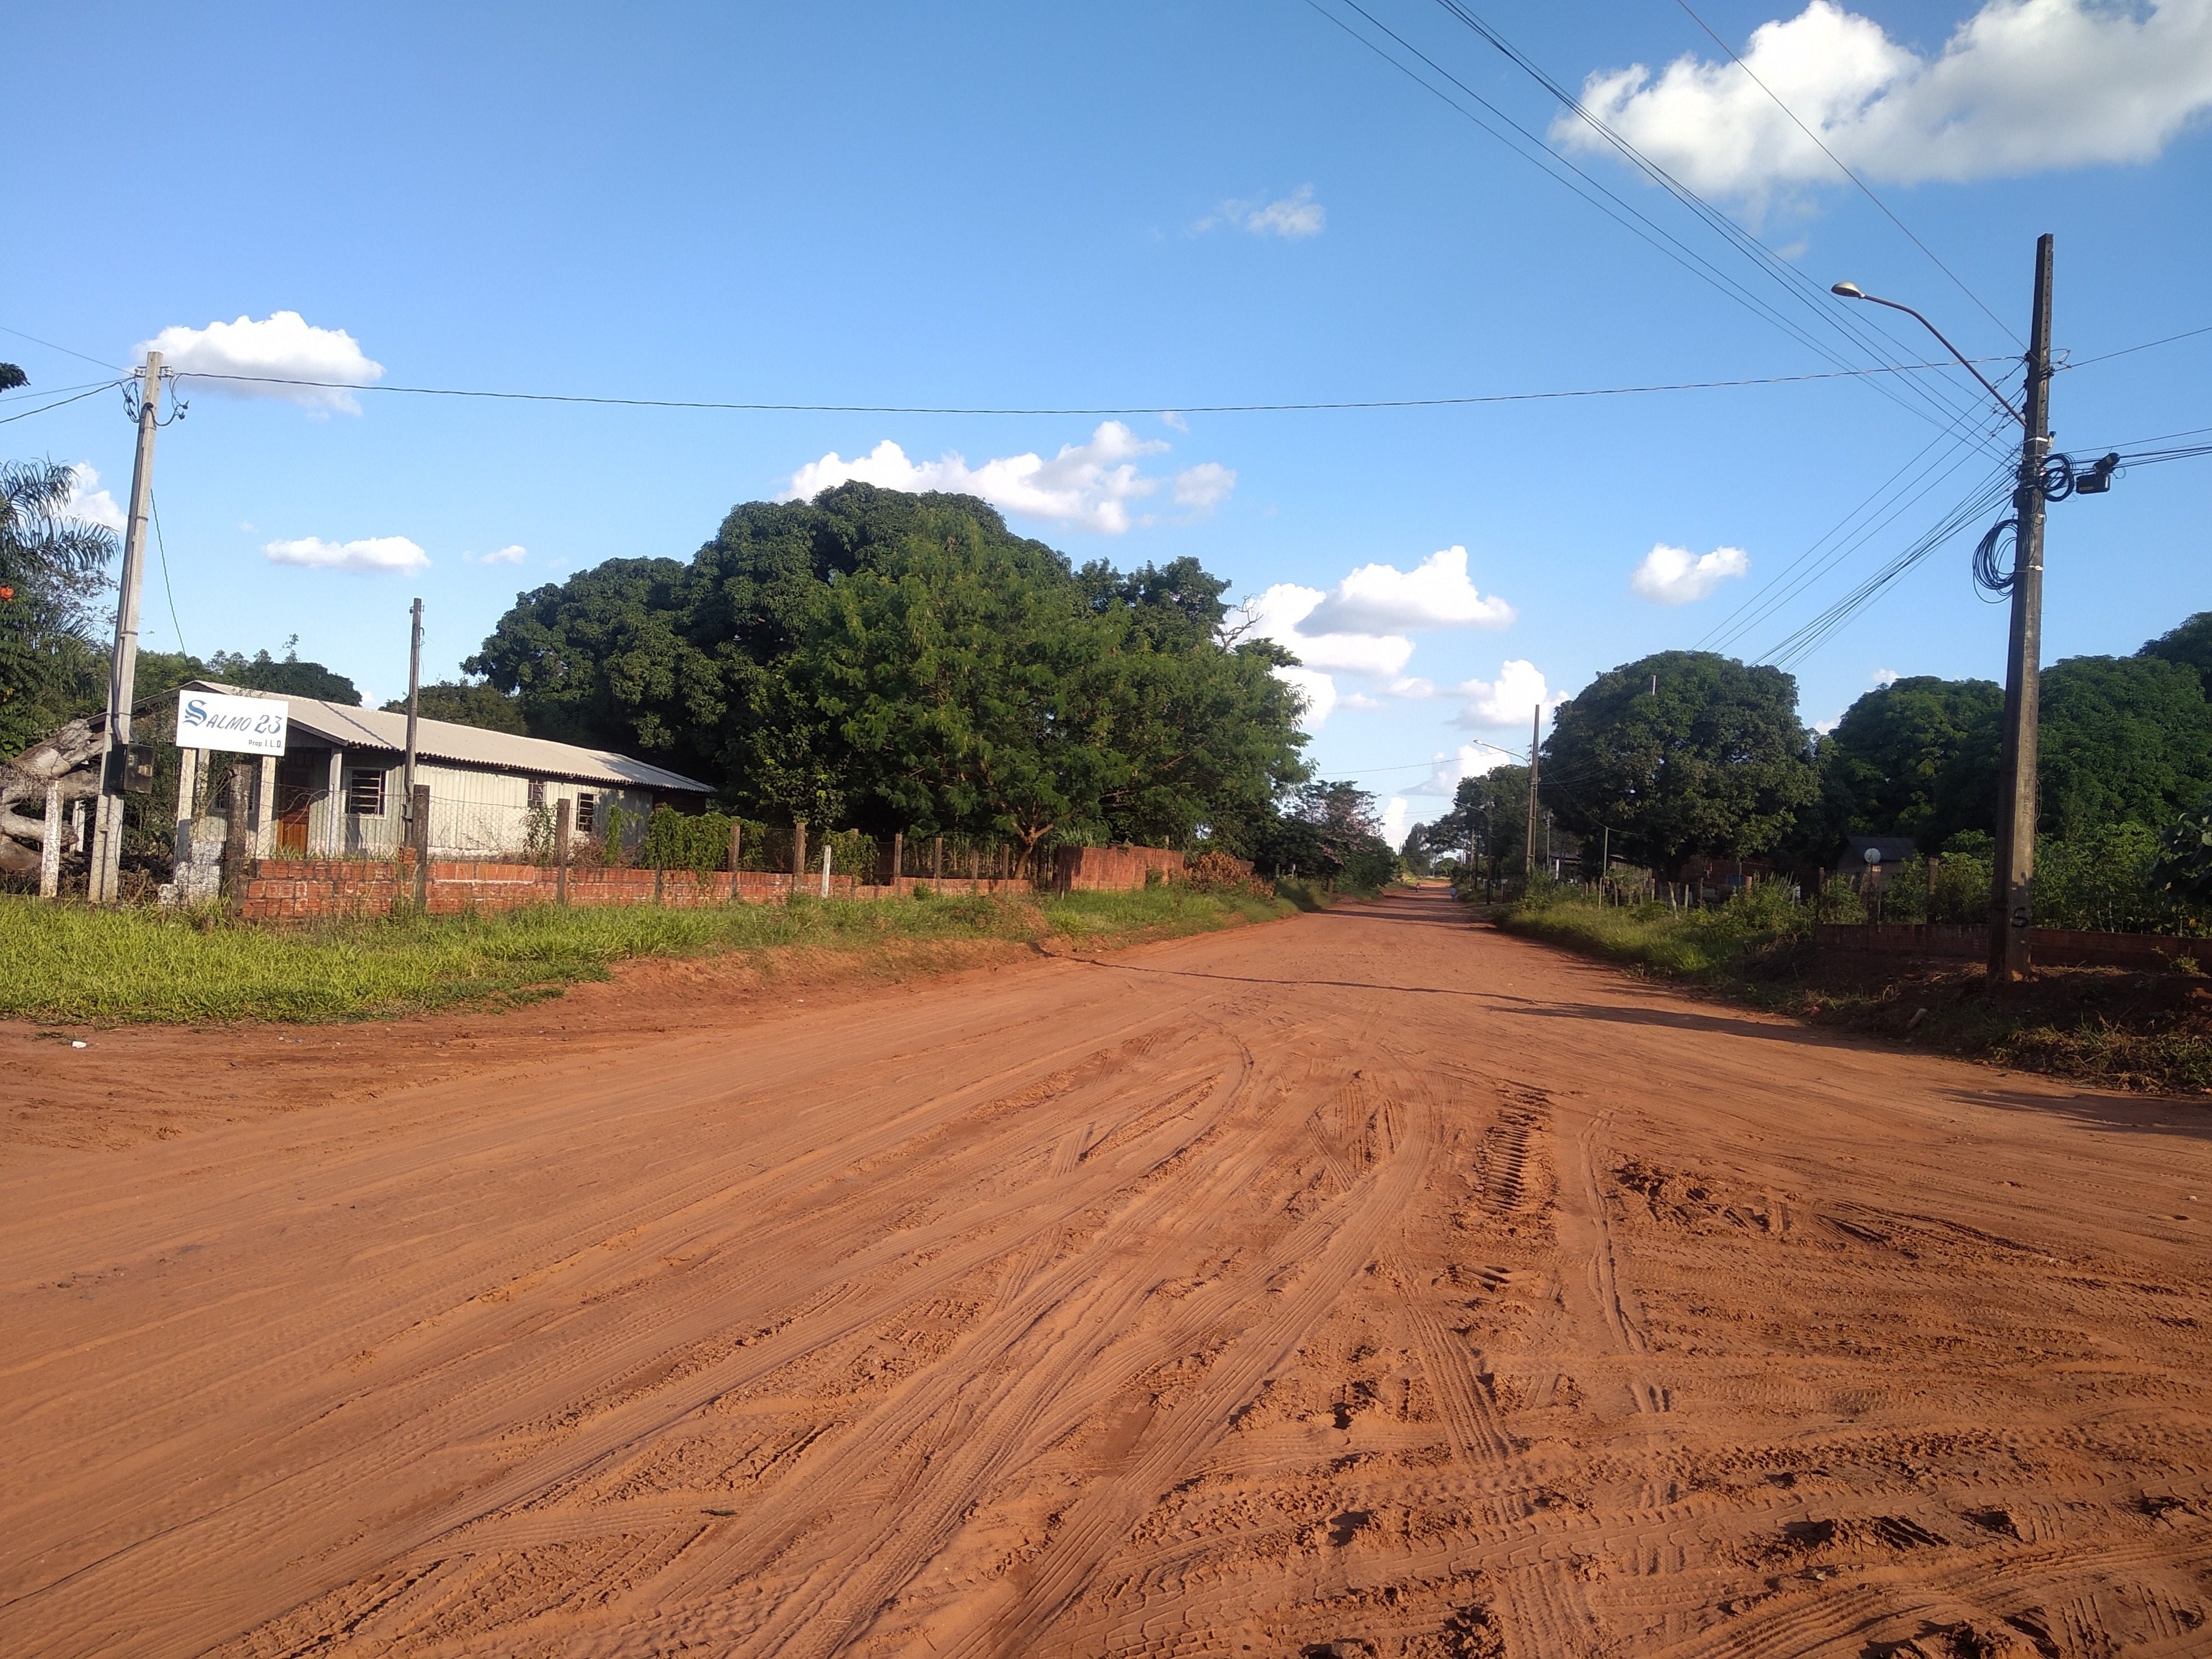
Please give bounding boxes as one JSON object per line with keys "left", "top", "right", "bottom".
{"left": 401, "top": 597, "right": 423, "bottom": 851}
{"left": 1989, "top": 234, "right": 2054, "bottom": 985}
{"left": 87, "top": 352, "right": 164, "bottom": 903}
{"left": 1523, "top": 703, "right": 1541, "bottom": 878}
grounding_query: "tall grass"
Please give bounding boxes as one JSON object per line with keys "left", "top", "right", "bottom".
{"left": 1501, "top": 882, "right": 1804, "bottom": 979}
{"left": 0, "top": 885, "right": 1298, "bottom": 1025}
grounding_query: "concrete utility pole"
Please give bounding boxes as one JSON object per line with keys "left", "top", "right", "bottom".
{"left": 1989, "top": 235, "right": 2055, "bottom": 984}
{"left": 401, "top": 597, "right": 424, "bottom": 845}
{"left": 87, "top": 352, "right": 163, "bottom": 903}
{"left": 1523, "top": 703, "right": 1541, "bottom": 878}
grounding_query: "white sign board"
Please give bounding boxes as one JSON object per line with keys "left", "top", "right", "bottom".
{"left": 176, "top": 690, "right": 289, "bottom": 755}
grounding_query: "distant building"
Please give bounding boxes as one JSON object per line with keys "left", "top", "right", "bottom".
{"left": 1836, "top": 834, "right": 1918, "bottom": 879}
{"left": 176, "top": 680, "right": 713, "bottom": 860}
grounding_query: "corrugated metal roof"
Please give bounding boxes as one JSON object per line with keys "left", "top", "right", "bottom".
{"left": 179, "top": 681, "right": 714, "bottom": 794}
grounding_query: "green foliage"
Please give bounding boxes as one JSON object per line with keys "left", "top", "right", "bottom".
{"left": 2141, "top": 611, "right": 2212, "bottom": 702}
{"left": 596, "top": 802, "right": 631, "bottom": 865}
{"left": 207, "top": 641, "right": 361, "bottom": 705}
{"left": 1809, "top": 675, "right": 2003, "bottom": 857}
{"left": 643, "top": 806, "right": 734, "bottom": 879}
{"left": 2033, "top": 822, "right": 2197, "bottom": 933}
{"left": 465, "top": 483, "right": 1306, "bottom": 847}
{"left": 2153, "top": 795, "right": 2212, "bottom": 906}
{"left": 1, "top": 458, "right": 118, "bottom": 755}
{"left": 1542, "top": 650, "right": 1817, "bottom": 867}
{"left": 381, "top": 679, "right": 527, "bottom": 733}
{"left": 1250, "top": 780, "right": 1396, "bottom": 889}
{"left": 2036, "top": 655, "right": 2212, "bottom": 841}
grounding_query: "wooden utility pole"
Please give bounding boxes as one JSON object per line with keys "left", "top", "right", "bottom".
{"left": 555, "top": 797, "right": 572, "bottom": 905}
{"left": 401, "top": 597, "right": 424, "bottom": 856}
{"left": 1523, "top": 703, "right": 1541, "bottom": 878}
{"left": 1989, "top": 234, "right": 2054, "bottom": 985}
{"left": 88, "top": 352, "right": 163, "bottom": 904}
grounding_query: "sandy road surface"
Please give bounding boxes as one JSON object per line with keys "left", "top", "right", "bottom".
{"left": 4, "top": 890, "right": 2209, "bottom": 1658}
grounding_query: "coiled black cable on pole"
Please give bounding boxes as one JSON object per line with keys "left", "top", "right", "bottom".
{"left": 1972, "top": 515, "right": 2020, "bottom": 598}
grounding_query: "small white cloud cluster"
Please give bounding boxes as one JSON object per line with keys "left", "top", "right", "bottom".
{"left": 1197, "top": 184, "right": 1326, "bottom": 238}
{"left": 1244, "top": 546, "right": 1535, "bottom": 735}
{"left": 143, "top": 311, "right": 383, "bottom": 414}
{"left": 264, "top": 535, "right": 429, "bottom": 574}
{"left": 1562, "top": 0, "right": 2212, "bottom": 199}
{"left": 480, "top": 544, "right": 526, "bottom": 565}
{"left": 1630, "top": 542, "right": 1749, "bottom": 604}
{"left": 784, "top": 421, "right": 1233, "bottom": 535}
{"left": 60, "top": 463, "right": 125, "bottom": 533}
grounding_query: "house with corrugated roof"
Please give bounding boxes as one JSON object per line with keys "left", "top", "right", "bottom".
{"left": 175, "top": 681, "right": 713, "bottom": 862}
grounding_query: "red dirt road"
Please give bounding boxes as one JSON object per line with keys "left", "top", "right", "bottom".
{"left": 3, "top": 889, "right": 2208, "bottom": 1658}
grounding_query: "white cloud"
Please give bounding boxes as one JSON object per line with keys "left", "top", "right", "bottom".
{"left": 1172, "top": 461, "right": 1236, "bottom": 513}
{"left": 482, "top": 544, "right": 526, "bottom": 565}
{"left": 59, "top": 463, "right": 124, "bottom": 533}
{"left": 1380, "top": 796, "right": 1410, "bottom": 846}
{"left": 1871, "top": 666, "right": 1899, "bottom": 687}
{"left": 1198, "top": 184, "right": 1326, "bottom": 238}
{"left": 1408, "top": 743, "right": 1517, "bottom": 797}
{"left": 1273, "top": 664, "right": 1338, "bottom": 730}
{"left": 1630, "top": 542, "right": 1750, "bottom": 604}
{"left": 264, "top": 535, "right": 429, "bottom": 574}
{"left": 1454, "top": 659, "right": 1558, "bottom": 731}
{"left": 143, "top": 311, "right": 384, "bottom": 414}
{"left": 783, "top": 421, "right": 1233, "bottom": 533}
{"left": 1339, "top": 691, "right": 1389, "bottom": 712}
{"left": 1160, "top": 410, "right": 1190, "bottom": 432}
{"left": 1245, "top": 583, "right": 1415, "bottom": 678}
{"left": 1304, "top": 545, "right": 1515, "bottom": 634}
{"left": 1561, "top": 0, "right": 2212, "bottom": 199}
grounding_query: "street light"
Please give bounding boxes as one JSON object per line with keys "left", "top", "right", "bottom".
{"left": 1833, "top": 243, "right": 2053, "bottom": 984}
{"left": 1830, "top": 281, "right": 2024, "bottom": 428}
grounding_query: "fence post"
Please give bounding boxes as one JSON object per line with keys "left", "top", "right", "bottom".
{"left": 222, "top": 765, "right": 251, "bottom": 915}
{"left": 820, "top": 839, "right": 832, "bottom": 899}
{"left": 792, "top": 818, "right": 807, "bottom": 883}
{"left": 728, "top": 817, "right": 743, "bottom": 902}
{"left": 932, "top": 836, "right": 943, "bottom": 880}
{"left": 891, "top": 830, "right": 904, "bottom": 887}
{"left": 40, "top": 780, "right": 63, "bottom": 898}
{"left": 410, "top": 784, "right": 431, "bottom": 910}
{"left": 555, "top": 797, "right": 571, "bottom": 905}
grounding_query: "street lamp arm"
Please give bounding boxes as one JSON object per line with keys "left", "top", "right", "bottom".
{"left": 1831, "top": 281, "right": 2026, "bottom": 428}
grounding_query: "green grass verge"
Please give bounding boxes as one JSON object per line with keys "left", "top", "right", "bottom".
{"left": 1497, "top": 890, "right": 2212, "bottom": 1095}
{"left": 0, "top": 885, "right": 1301, "bottom": 1026}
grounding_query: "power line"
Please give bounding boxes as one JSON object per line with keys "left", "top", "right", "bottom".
{"left": 159, "top": 359, "right": 2013, "bottom": 415}
{"left": 2064, "top": 322, "right": 2212, "bottom": 371}
{"left": 1310, "top": 0, "right": 2006, "bottom": 453}
{"left": 1668, "top": 0, "right": 2017, "bottom": 343}
{"left": 1422, "top": 0, "right": 2011, "bottom": 450}
{"left": 0, "top": 380, "right": 122, "bottom": 426}
{"left": 0, "top": 324, "right": 121, "bottom": 372}
{"left": 150, "top": 490, "right": 188, "bottom": 658}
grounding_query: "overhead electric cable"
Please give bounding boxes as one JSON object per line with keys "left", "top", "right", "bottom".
{"left": 1310, "top": 0, "right": 2006, "bottom": 452}
{"left": 1667, "top": 0, "right": 2017, "bottom": 343}
{"left": 1423, "top": 0, "right": 2009, "bottom": 448}
{"left": 0, "top": 324, "right": 121, "bottom": 371}
{"left": 161, "top": 359, "right": 2012, "bottom": 415}
{"left": 0, "top": 380, "right": 122, "bottom": 426}
{"left": 2063, "top": 323, "right": 2212, "bottom": 371}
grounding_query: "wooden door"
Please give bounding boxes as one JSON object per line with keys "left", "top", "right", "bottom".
{"left": 274, "top": 754, "right": 316, "bottom": 855}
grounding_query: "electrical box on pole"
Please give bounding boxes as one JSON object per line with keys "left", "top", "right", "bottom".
{"left": 88, "top": 352, "right": 164, "bottom": 904}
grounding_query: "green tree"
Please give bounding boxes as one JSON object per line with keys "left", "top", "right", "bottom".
{"left": 1436, "top": 765, "right": 1530, "bottom": 875}
{"left": 1811, "top": 675, "right": 2003, "bottom": 855}
{"left": 380, "top": 679, "right": 528, "bottom": 733}
{"left": 207, "top": 640, "right": 361, "bottom": 705}
{"left": 466, "top": 482, "right": 1307, "bottom": 842}
{"left": 2036, "top": 654, "right": 2212, "bottom": 839}
{"left": 2141, "top": 611, "right": 2212, "bottom": 702}
{"left": 1541, "top": 650, "right": 1817, "bottom": 868}
{"left": 1, "top": 458, "right": 117, "bottom": 756}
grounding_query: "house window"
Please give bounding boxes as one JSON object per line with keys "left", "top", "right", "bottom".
{"left": 576, "top": 791, "right": 596, "bottom": 834}
{"left": 527, "top": 778, "right": 546, "bottom": 809}
{"left": 347, "top": 768, "right": 386, "bottom": 817}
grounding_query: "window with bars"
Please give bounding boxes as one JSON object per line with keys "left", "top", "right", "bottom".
{"left": 576, "top": 791, "right": 596, "bottom": 834}
{"left": 346, "top": 768, "right": 386, "bottom": 816}
{"left": 527, "top": 778, "right": 546, "bottom": 809}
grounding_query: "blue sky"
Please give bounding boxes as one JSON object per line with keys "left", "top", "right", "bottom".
{"left": 7, "top": 1, "right": 2209, "bottom": 839}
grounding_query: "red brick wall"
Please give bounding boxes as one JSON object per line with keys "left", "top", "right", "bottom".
{"left": 1051, "top": 844, "right": 1188, "bottom": 893}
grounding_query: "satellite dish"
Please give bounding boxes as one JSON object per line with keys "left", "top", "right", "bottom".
{"left": 1863, "top": 847, "right": 1883, "bottom": 865}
